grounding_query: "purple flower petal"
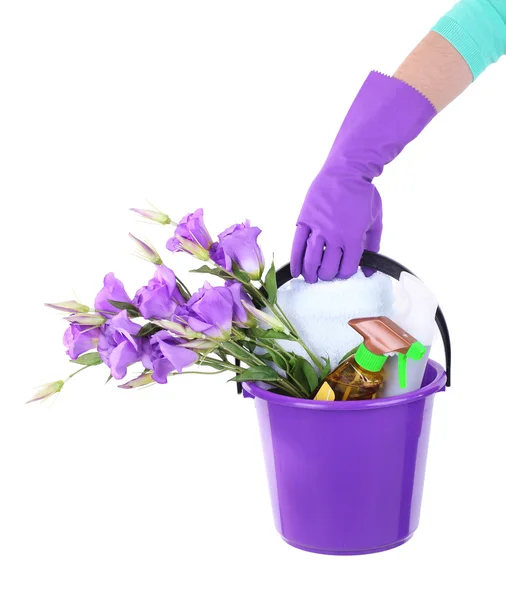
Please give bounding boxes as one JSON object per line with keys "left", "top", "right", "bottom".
{"left": 210, "top": 242, "right": 232, "bottom": 271}
{"left": 95, "top": 273, "right": 132, "bottom": 316}
{"left": 166, "top": 208, "right": 213, "bottom": 255}
{"left": 109, "top": 340, "right": 141, "bottom": 380}
{"left": 184, "top": 283, "right": 233, "bottom": 340}
{"left": 211, "top": 221, "right": 265, "bottom": 280}
{"left": 63, "top": 324, "right": 99, "bottom": 359}
{"left": 141, "top": 330, "right": 198, "bottom": 383}
{"left": 134, "top": 265, "right": 184, "bottom": 320}
{"left": 152, "top": 358, "right": 173, "bottom": 384}
{"left": 97, "top": 311, "right": 143, "bottom": 379}
{"left": 158, "top": 341, "right": 197, "bottom": 373}
{"left": 225, "top": 281, "right": 254, "bottom": 328}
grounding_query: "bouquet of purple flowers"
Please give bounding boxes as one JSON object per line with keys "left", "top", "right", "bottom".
{"left": 32, "top": 207, "right": 330, "bottom": 403}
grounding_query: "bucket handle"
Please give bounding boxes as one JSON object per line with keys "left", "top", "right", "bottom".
{"left": 236, "top": 250, "right": 451, "bottom": 394}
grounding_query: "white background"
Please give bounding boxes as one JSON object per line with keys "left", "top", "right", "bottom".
{"left": 1, "top": 1, "right": 505, "bottom": 598}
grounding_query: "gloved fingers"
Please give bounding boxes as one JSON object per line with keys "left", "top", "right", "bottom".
{"left": 318, "top": 244, "right": 343, "bottom": 281}
{"left": 290, "top": 224, "right": 311, "bottom": 278}
{"left": 338, "top": 240, "right": 364, "bottom": 280}
{"left": 302, "top": 234, "right": 325, "bottom": 284}
{"left": 362, "top": 212, "right": 383, "bottom": 277}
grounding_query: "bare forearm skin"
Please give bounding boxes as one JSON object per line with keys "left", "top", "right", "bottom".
{"left": 394, "top": 31, "right": 474, "bottom": 112}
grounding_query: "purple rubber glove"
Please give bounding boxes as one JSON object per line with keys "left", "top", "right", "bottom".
{"left": 291, "top": 71, "right": 436, "bottom": 282}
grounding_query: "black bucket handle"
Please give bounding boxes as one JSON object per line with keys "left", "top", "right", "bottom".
{"left": 236, "top": 251, "right": 451, "bottom": 393}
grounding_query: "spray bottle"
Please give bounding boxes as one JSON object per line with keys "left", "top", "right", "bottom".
{"left": 313, "top": 316, "right": 426, "bottom": 401}
{"left": 381, "top": 273, "right": 438, "bottom": 397}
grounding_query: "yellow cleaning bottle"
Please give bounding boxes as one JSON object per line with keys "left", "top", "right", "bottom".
{"left": 313, "top": 316, "right": 426, "bottom": 401}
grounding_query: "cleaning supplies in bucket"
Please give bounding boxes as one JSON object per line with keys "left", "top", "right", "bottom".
{"left": 260, "top": 266, "right": 439, "bottom": 401}
{"left": 313, "top": 316, "right": 426, "bottom": 401}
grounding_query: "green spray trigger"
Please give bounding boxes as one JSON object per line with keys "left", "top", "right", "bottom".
{"left": 397, "top": 341, "right": 426, "bottom": 389}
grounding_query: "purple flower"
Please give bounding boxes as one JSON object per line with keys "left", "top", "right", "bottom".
{"left": 133, "top": 265, "right": 184, "bottom": 320}
{"left": 98, "top": 311, "right": 144, "bottom": 380}
{"left": 142, "top": 331, "right": 197, "bottom": 384}
{"left": 226, "top": 281, "right": 255, "bottom": 328}
{"left": 211, "top": 221, "right": 264, "bottom": 280}
{"left": 63, "top": 324, "right": 100, "bottom": 359}
{"left": 209, "top": 242, "right": 232, "bottom": 271}
{"left": 166, "top": 208, "right": 213, "bottom": 259}
{"left": 177, "top": 282, "right": 234, "bottom": 340}
{"left": 95, "top": 273, "right": 132, "bottom": 316}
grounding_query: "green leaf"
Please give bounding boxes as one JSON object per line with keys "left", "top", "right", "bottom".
{"left": 242, "top": 340, "right": 257, "bottom": 354}
{"left": 286, "top": 354, "right": 317, "bottom": 395}
{"left": 301, "top": 359, "right": 319, "bottom": 392}
{"left": 229, "top": 366, "right": 279, "bottom": 383}
{"left": 190, "top": 265, "right": 233, "bottom": 279}
{"left": 320, "top": 355, "right": 332, "bottom": 379}
{"left": 176, "top": 282, "right": 188, "bottom": 298}
{"left": 266, "top": 348, "right": 288, "bottom": 370}
{"left": 221, "top": 341, "right": 254, "bottom": 363}
{"left": 108, "top": 300, "right": 141, "bottom": 318}
{"left": 105, "top": 374, "right": 114, "bottom": 385}
{"left": 339, "top": 345, "right": 359, "bottom": 365}
{"left": 232, "top": 262, "right": 251, "bottom": 283}
{"left": 70, "top": 352, "right": 103, "bottom": 366}
{"left": 176, "top": 277, "right": 191, "bottom": 300}
{"left": 254, "top": 328, "right": 292, "bottom": 340}
{"left": 135, "top": 322, "right": 163, "bottom": 338}
{"left": 264, "top": 261, "right": 277, "bottom": 304}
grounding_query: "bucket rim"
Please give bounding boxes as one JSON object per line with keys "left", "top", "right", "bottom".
{"left": 243, "top": 359, "right": 447, "bottom": 410}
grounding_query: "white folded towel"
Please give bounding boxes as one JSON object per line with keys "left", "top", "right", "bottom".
{"left": 272, "top": 270, "right": 395, "bottom": 370}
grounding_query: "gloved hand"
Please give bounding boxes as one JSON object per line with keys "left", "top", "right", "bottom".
{"left": 291, "top": 71, "right": 436, "bottom": 282}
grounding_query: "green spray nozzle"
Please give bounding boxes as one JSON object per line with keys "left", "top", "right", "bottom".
{"left": 397, "top": 341, "right": 426, "bottom": 389}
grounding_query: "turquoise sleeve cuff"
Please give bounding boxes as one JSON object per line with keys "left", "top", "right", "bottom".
{"left": 432, "top": 0, "right": 506, "bottom": 79}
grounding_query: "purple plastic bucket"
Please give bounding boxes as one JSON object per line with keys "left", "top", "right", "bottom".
{"left": 243, "top": 361, "right": 446, "bottom": 555}
{"left": 238, "top": 252, "right": 451, "bottom": 555}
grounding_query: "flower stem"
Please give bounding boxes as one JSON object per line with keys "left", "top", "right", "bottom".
{"left": 274, "top": 378, "right": 306, "bottom": 398}
{"left": 289, "top": 334, "right": 325, "bottom": 372}
{"left": 226, "top": 340, "right": 266, "bottom": 367}
{"left": 66, "top": 364, "right": 94, "bottom": 381}
{"left": 273, "top": 302, "right": 297, "bottom": 335}
{"left": 201, "top": 357, "right": 242, "bottom": 372}
{"left": 169, "top": 369, "right": 230, "bottom": 376}
{"left": 233, "top": 331, "right": 309, "bottom": 398}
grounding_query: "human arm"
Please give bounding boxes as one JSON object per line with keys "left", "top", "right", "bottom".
{"left": 291, "top": 1, "right": 506, "bottom": 282}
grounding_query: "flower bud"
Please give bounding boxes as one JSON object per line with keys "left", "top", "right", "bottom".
{"left": 179, "top": 338, "right": 217, "bottom": 350}
{"left": 130, "top": 207, "right": 171, "bottom": 225}
{"left": 45, "top": 300, "right": 90, "bottom": 313}
{"left": 65, "top": 313, "right": 106, "bottom": 326}
{"left": 241, "top": 301, "right": 285, "bottom": 332}
{"left": 28, "top": 380, "right": 65, "bottom": 403}
{"left": 176, "top": 236, "right": 210, "bottom": 261}
{"left": 118, "top": 372, "right": 155, "bottom": 389}
{"left": 152, "top": 319, "right": 203, "bottom": 340}
{"left": 129, "top": 233, "right": 163, "bottom": 265}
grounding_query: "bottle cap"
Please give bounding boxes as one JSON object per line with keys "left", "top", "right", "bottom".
{"left": 355, "top": 343, "right": 387, "bottom": 373}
